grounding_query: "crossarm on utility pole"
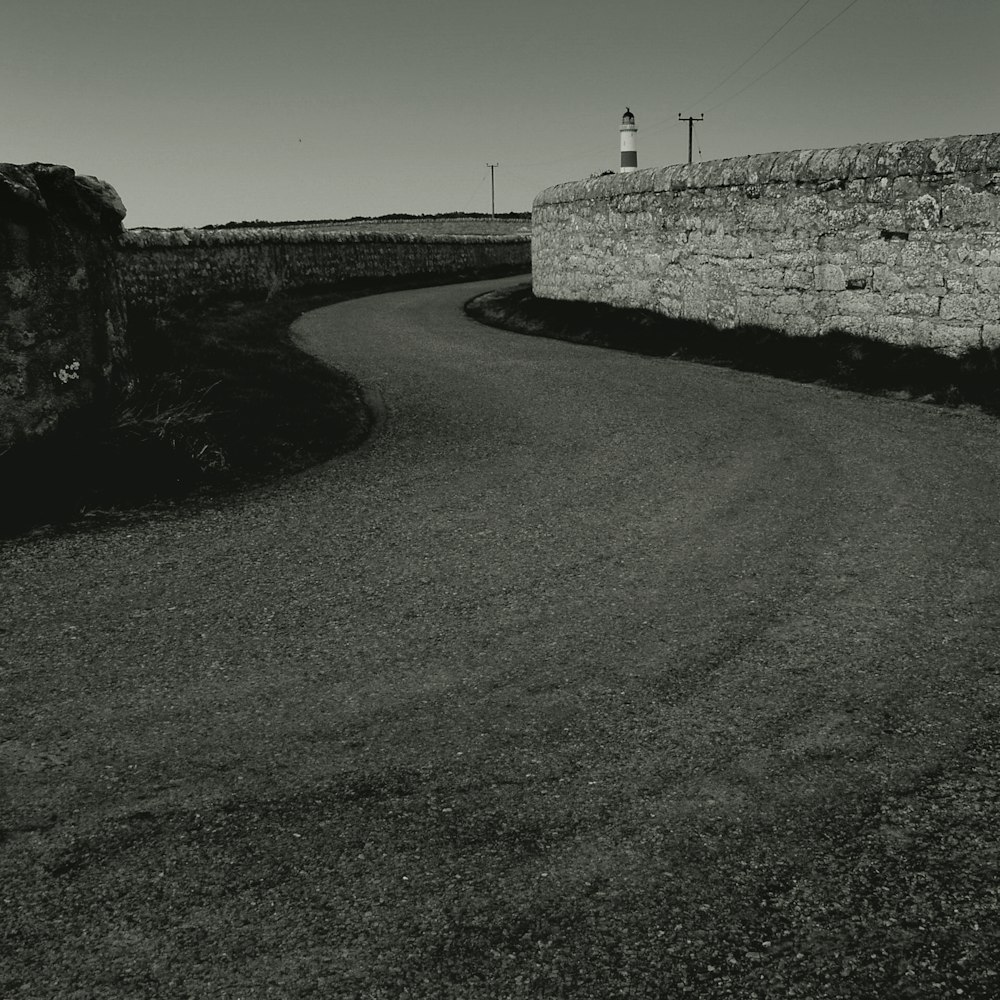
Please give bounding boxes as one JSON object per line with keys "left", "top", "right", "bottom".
{"left": 677, "top": 115, "right": 704, "bottom": 165}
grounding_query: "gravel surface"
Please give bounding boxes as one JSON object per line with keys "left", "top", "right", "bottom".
{"left": 3, "top": 274, "right": 1000, "bottom": 998}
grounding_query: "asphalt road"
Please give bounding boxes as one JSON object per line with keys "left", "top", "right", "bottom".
{"left": 4, "top": 274, "right": 1000, "bottom": 997}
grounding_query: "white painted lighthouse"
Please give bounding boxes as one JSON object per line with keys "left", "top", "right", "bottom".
{"left": 619, "top": 108, "right": 638, "bottom": 172}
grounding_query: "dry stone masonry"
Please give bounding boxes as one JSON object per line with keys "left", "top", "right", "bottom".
{"left": 117, "top": 228, "right": 531, "bottom": 312}
{"left": 0, "top": 163, "right": 128, "bottom": 450}
{"left": 532, "top": 133, "right": 1000, "bottom": 355}
{"left": 1, "top": 160, "right": 529, "bottom": 451}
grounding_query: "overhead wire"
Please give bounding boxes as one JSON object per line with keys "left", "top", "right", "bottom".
{"left": 459, "top": 172, "right": 488, "bottom": 214}
{"left": 641, "top": 0, "right": 865, "bottom": 137}
{"left": 681, "top": 0, "right": 820, "bottom": 112}
{"left": 513, "top": 0, "right": 868, "bottom": 176}
{"left": 704, "top": 0, "right": 866, "bottom": 114}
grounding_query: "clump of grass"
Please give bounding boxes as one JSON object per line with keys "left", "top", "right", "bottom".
{"left": 118, "top": 289, "right": 373, "bottom": 485}
{"left": 7, "top": 296, "right": 365, "bottom": 538}
{"left": 111, "top": 375, "right": 230, "bottom": 473}
{"left": 467, "top": 286, "right": 1000, "bottom": 415}
{"left": 0, "top": 291, "right": 368, "bottom": 537}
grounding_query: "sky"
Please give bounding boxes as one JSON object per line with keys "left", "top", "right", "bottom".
{"left": 3, "top": 0, "right": 998, "bottom": 228}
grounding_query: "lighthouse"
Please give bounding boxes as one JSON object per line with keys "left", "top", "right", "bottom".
{"left": 619, "top": 108, "right": 638, "bottom": 173}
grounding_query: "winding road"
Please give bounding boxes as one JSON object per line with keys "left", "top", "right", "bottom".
{"left": 4, "top": 274, "right": 1000, "bottom": 997}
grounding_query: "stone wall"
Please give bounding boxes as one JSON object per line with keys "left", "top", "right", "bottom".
{"left": 532, "top": 133, "right": 1000, "bottom": 355}
{"left": 1, "top": 163, "right": 127, "bottom": 450}
{"left": 118, "top": 228, "right": 531, "bottom": 312}
{"left": 1, "top": 163, "right": 529, "bottom": 453}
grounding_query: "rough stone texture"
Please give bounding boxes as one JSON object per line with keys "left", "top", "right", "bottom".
{"left": 117, "top": 228, "right": 531, "bottom": 312}
{"left": 1, "top": 163, "right": 128, "bottom": 449}
{"left": 532, "top": 133, "right": 1000, "bottom": 356}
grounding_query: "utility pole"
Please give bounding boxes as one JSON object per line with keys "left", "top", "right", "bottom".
{"left": 677, "top": 114, "right": 704, "bottom": 165}
{"left": 486, "top": 163, "right": 498, "bottom": 217}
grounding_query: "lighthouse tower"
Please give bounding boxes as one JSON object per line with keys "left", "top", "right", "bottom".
{"left": 619, "top": 108, "right": 638, "bottom": 173}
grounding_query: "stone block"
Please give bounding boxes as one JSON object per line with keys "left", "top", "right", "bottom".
{"left": 864, "top": 176, "right": 894, "bottom": 203}
{"left": 971, "top": 247, "right": 1000, "bottom": 266}
{"left": 943, "top": 272, "right": 975, "bottom": 293}
{"left": 975, "top": 266, "right": 1000, "bottom": 293}
{"left": 931, "top": 323, "right": 981, "bottom": 356}
{"left": 886, "top": 292, "right": 941, "bottom": 317}
{"left": 702, "top": 234, "right": 754, "bottom": 259}
{"left": 766, "top": 293, "right": 798, "bottom": 315}
{"left": 825, "top": 314, "right": 870, "bottom": 336}
{"left": 872, "top": 266, "right": 905, "bottom": 293}
{"left": 858, "top": 241, "right": 897, "bottom": 266}
{"left": 816, "top": 246, "right": 852, "bottom": 268}
{"left": 658, "top": 275, "right": 685, "bottom": 300}
{"left": 939, "top": 293, "right": 1000, "bottom": 323}
{"left": 899, "top": 243, "right": 938, "bottom": 270}
{"left": 941, "top": 185, "right": 1000, "bottom": 228}
{"left": 981, "top": 324, "right": 1000, "bottom": 348}
{"left": 954, "top": 243, "right": 974, "bottom": 264}
{"left": 866, "top": 207, "right": 907, "bottom": 232}
{"left": 681, "top": 293, "right": 710, "bottom": 321}
{"left": 871, "top": 316, "right": 918, "bottom": 345}
{"left": 749, "top": 267, "right": 785, "bottom": 289}
{"left": 783, "top": 269, "right": 813, "bottom": 290}
{"left": 903, "top": 268, "right": 947, "bottom": 293}
{"left": 903, "top": 193, "right": 942, "bottom": 230}
{"left": 833, "top": 290, "right": 877, "bottom": 316}
{"left": 623, "top": 279, "right": 653, "bottom": 302}
{"left": 771, "top": 313, "right": 821, "bottom": 337}
{"left": 814, "top": 263, "right": 846, "bottom": 291}
{"left": 734, "top": 294, "right": 769, "bottom": 325}
{"left": 656, "top": 295, "right": 684, "bottom": 319}
{"left": 742, "top": 202, "right": 786, "bottom": 232}
{"left": 911, "top": 320, "right": 937, "bottom": 346}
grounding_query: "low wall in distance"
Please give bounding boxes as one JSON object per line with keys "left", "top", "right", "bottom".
{"left": 118, "top": 228, "right": 532, "bottom": 313}
{"left": 532, "top": 133, "right": 1000, "bottom": 355}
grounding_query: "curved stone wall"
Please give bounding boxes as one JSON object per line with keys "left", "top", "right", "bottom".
{"left": 532, "top": 133, "right": 1000, "bottom": 355}
{"left": 0, "top": 163, "right": 127, "bottom": 450}
{"left": 2, "top": 171, "right": 530, "bottom": 452}
{"left": 118, "top": 228, "right": 531, "bottom": 312}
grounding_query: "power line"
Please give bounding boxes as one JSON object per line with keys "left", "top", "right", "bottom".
{"left": 704, "top": 0, "right": 866, "bottom": 114}
{"left": 682, "top": 0, "right": 819, "bottom": 111}
{"left": 460, "top": 172, "right": 488, "bottom": 214}
{"left": 692, "top": 121, "right": 703, "bottom": 162}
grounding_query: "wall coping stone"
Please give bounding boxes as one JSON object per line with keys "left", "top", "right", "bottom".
{"left": 1, "top": 161, "right": 127, "bottom": 232}
{"left": 533, "top": 133, "right": 1000, "bottom": 207}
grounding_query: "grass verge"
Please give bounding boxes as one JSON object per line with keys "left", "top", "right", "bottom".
{"left": 466, "top": 285, "right": 1000, "bottom": 416}
{"left": 0, "top": 269, "right": 521, "bottom": 537}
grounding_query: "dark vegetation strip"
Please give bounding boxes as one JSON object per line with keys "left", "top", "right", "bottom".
{"left": 202, "top": 210, "right": 530, "bottom": 230}
{"left": 0, "top": 267, "right": 523, "bottom": 538}
{"left": 466, "top": 285, "right": 1000, "bottom": 416}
